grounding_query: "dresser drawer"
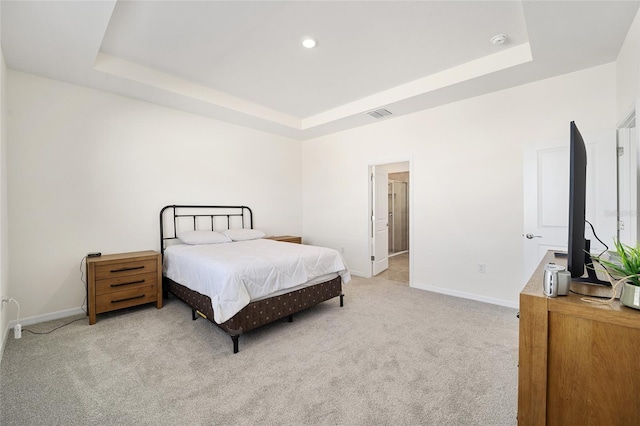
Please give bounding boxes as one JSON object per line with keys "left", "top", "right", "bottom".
{"left": 95, "top": 285, "right": 158, "bottom": 314}
{"left": 86, "top": 250, "right": 162, "bottom": 324}
{"left": 95, "top": 258, "right": 157, "bottom": 280}
{"left": 95, "top": 271, "right": 158, "bottom": 296}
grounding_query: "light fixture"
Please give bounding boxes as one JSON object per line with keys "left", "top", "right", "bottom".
{"left": 302, "top": 37, "right": 318, "bottom": 49}
{"left": 490, "top": 34, "right": 507, "bottom": 45}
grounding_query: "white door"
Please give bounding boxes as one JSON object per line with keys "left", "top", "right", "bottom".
{"left": 523, "top": 130, "right": 617, "bottom": 284}
{"left": 371, "top": 167, "right": 389, "bottom": 275}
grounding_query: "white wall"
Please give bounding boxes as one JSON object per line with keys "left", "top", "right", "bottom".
{"left": 616, "top": 9, "right": 640, "bottom": 246}
{"left": 3, "top": 44, "right": 630, "bottom": 324}
{"left": 378, "top": 162, "right": 409, "bottom": 175}
{"left": 7, "top": 71, "right": 302, "bottom": 320}
{"left": 0, "top": 8, "right": 10, "bottom": 355}
{"left": 617, "top": 9, "right": 640, "bottom": 121}
{"left": 302, "top": 63, "right": 617, "bottom": 306}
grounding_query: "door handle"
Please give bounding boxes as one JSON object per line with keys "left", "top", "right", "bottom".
{"left": 525, "top": 233, "right": 542, "bottom": 239}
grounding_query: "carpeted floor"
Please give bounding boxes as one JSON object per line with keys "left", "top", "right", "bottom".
{"left": 0, "top": 275, "right": 518, "bottom": 425}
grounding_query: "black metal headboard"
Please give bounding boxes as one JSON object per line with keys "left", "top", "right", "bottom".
{"left": 159, "top": 205, "right": 253, "bottom": 256}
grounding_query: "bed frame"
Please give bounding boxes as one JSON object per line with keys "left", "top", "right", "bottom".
{"left": 159, "top": 205, "right": 344, "bottom": 353}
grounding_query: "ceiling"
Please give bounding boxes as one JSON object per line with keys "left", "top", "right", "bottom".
{"left": 2, "top": 1, "right": 639, "bottom": 140}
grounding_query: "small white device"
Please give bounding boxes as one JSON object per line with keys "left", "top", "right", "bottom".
{"left": 543, "top": 263, "right": 570, "bottom": 297}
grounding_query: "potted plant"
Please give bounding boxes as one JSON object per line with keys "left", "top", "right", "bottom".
{"left": 594, "top": 239, "right": 640, "bottom": 310}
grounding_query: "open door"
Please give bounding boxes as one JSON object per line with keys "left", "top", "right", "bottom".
{"left": 371, "top": 166, "right": 389, "bottom": 275}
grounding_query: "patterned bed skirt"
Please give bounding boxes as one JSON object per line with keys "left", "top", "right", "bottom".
{"left": 165, "top": 276, "right": 343, "bottom": 337}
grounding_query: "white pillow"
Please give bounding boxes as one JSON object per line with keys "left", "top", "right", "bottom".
{"left": 178, "top": 230, "right": 231, "bottom": 245}
{"left": 222, "top": 228, "right": 266, "bottom": 241}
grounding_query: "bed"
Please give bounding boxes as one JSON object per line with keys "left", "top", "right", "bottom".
{"left": 160, "top": 205, "right": 350, "bottom": 353}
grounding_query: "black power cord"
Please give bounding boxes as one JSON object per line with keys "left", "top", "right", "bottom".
{"left": 585, "top": 219, "right": 609, "bottom": 257}
{"left": 24, "top": 317, "right": 85, "bottom": 335}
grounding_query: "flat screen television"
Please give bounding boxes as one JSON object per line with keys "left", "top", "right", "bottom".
{"left": 566, "top": 121, "right": 610, "bottom": 286}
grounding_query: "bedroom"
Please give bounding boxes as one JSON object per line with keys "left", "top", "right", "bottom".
{"left": 0, "top": 1, "right": 639, "bottom": 423}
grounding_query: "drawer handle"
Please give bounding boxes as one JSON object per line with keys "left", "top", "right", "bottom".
{"left": 111, "top": 294, "right": 145, "bottom": 304}
{"left": 111, "top": 279, "right": 145, "bottom": 288}
{"left": 110, "top": 265, "right": 145, "bottom": 273}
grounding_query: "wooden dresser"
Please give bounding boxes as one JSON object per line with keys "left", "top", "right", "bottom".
{"left": 266, "top": 235, "right": 302, "bottom": 244}
{"left": 86, "top": 251, "right": 162, "bottom": 324}
{"left": 518, "top": 251, "right": 640, "bottom": 425}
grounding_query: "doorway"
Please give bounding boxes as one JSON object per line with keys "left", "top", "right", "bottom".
{"left": 370, "top": 161, "right": 411, "bottom": 284}
{"left": 388, "top": 176, "right": 409, "bottom": 256}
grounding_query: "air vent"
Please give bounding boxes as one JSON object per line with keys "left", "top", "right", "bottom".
{"left": 366, "top": 108, "right": 392, "bottom": 119}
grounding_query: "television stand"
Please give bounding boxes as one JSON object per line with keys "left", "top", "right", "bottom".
{"left": 518, "top": 251, "right": 640, "bottom": 425}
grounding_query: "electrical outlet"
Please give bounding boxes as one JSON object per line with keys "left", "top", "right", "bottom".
{"left": 14, "top": 324, "right": 21, "bottom": 339}
{"left": 478, "top": 263, "right": 487, "bottom": 273}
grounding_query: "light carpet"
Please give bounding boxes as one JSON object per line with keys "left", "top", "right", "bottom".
{"left": 0, "top": 276, "right": 518, "bottom": 425}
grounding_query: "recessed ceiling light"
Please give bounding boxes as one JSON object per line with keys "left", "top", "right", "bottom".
{"left": 490, "top": 34, "right": 507, "bottom": 45}
{"left": 302, "top": 37, "right": 318, "bottom": 49}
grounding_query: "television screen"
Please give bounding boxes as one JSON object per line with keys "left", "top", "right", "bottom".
{"left": 566, "top": 121, "right": 610, "bottom": 286}
{"left": 567, "top": 121, "right": 587, "bottom": 278}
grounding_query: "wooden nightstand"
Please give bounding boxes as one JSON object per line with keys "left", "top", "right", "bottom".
{"left": 266, "top": 235, "right": 302, "bottom": 244}
{"left": 86, "top": 250, "right": 162, "bottom": 324}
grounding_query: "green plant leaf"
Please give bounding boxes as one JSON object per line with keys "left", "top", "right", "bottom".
{"left": 594, "top": 239, "right": 640, "bottom": 286}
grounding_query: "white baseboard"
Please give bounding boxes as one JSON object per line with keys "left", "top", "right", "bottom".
{"left": 8, "top": 306, "right": 85, "bottom": 329}
{"left": 349, "top": 272, "right": 518, "bottom": 309}
{"left": 411, "top": 281, "right": 519, "bottom": 309}
{"left": 1, "top": 323, "right": 8, "bottom": 364}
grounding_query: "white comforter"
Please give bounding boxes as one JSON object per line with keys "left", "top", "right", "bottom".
{"left": 163, "top": 239, "right": 351, "bottom": 324}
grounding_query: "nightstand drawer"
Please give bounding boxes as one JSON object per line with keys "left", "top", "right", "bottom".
{"left": 267, "top": 235, "right": 302, "bottom": 244}
{"left": 86, "top": 250, "right": 162, "bottom": 324}
{"left": 95, "top": 285, "right": 158, "bottom": 314}
{"left": 95, "top": 259, "right": 157, "bottom": 280}
{"left": 95, "top": 271, "right": 158, "bottom": 296}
